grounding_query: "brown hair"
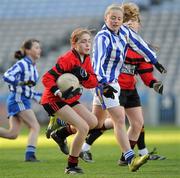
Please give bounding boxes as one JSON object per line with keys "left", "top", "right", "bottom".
{"left": 70, "top": 28, "right": 91, "bottom": 46}
{"left": 14, "top": 39, "right": 40, "bottom": 60}
{"left": 122, "top": 3, "right": 159, "bottom": 51}
{"left": 122, "top": 2, "right": 140, "bottom": 23}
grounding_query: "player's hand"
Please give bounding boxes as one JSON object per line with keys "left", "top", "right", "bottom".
{"left": 102, "top": 84, "right": 118, "bottom": 99}
{"left": 61, "top": 87, "right": 82, "bottom": 99}
{"left": 18, "top": 80, "right": 36, "bottom": 87}
{"left": 153, "top": 81, "right": 163, "bottom": 95}
{"left": 154, "top": 62, "right": 167, "bottom": 74}
{"left": 71, "top": 66, "right": 89, "bottom": 81}
{"left": 61, "top": 87, "right": 73, "bottom": 99}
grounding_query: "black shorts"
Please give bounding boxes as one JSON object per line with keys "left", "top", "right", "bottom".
{"left": 119, "top": 88, "right": 141, "bottom": 108}
{"left": 42, "top": 101, "right": 80, "bottom": 116}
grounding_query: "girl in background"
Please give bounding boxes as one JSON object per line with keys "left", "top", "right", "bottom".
{"left": 0, "top": 39, "right": 42, "bottom": 162}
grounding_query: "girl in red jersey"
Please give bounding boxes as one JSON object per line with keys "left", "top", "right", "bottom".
{"left": 79, "top": 2, "right": 165, "bottom": 163}
{"left": 118, "top": 2, "right": 164, "bottom": 164}
{"left": 41, "top": 28, "right": 98, "bottom": 174}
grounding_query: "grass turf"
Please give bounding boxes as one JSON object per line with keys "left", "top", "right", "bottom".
{"left": 0, "top": 126, "right": 180, "bottom": 178}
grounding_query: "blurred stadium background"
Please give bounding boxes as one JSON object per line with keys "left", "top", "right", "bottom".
{"left": 0, "top": 0, "right": 180, "bottom": 126}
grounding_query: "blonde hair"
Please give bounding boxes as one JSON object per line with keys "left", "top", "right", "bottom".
{"left": 122, "top": 2, "right": 140, "bottom": 23}
{"left": 104, "top": 4, "right": 123, "bottom": 17}
{"left": 70, "top": 28, "right": 91, "bottom": 46}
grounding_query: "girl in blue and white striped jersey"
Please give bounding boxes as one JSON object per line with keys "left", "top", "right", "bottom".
{"left": 92, "top": 4, "right": 166, "bottom": 172}
{"left": 0, "top": 39, "right": 42, "bottom": 162}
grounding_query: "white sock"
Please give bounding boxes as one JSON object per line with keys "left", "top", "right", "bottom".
{"left": 138, "top": 148, "right": 149, "bottom": 156}
{"left": 81, "top": 143, "right": 91, "bottom": 152}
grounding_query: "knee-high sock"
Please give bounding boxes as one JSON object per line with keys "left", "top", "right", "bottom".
{"left": 56, "top": 124, "right": 74, "bottom": 139}
{"left": 68, "top": 155, "right": 78, "bottom": 168}
{"left": 137, "top": 126, "right": 149, "bottom": 155}
{"left": 137, "top": 126, "right": 146, "bottom": 149}
{"left": 86, "top": 129, "right": 104, "bottom": 145}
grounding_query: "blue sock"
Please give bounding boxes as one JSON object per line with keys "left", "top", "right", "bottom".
{"left": 25, "top": 145, "right": 36, "bottom": 160}
{"left": 124, "top": 149, "right": 135, "bottom": 164}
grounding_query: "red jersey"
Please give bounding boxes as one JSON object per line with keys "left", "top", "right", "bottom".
{"left": 41, "top": 49, "right": 98, "bottom": 104}
{"left": 118, "top": 48, "right": 157, "bottom": 90}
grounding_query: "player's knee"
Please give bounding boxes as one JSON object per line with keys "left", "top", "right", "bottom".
{"left": 114, "top": 118, "right": 125, "bottom": 127}
{"left": 139, "top": 120, "right": 144, "bottom": 129}
{"left": 78, "top": 122, "right": 89, "bottom": 135}
{"left": 133, "top": 120, "right": 144, "bottom": 131}
{"left": 89, "top": 116, "right": 98, "bottom": 130}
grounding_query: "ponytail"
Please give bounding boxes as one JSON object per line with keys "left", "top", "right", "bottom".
{"left": 14, "top": 39, "right": 39, "bottom": 60}
{"left": 14, "top": 50, "right": 25, "bottom": 60}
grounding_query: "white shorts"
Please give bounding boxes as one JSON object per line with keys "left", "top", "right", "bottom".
{"left": 93, "top": 82, "right": 120, "bottom": 109}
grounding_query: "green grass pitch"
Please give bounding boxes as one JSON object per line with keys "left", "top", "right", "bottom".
{"left": 0, "top": 126, "right": 180, "bottom": 178}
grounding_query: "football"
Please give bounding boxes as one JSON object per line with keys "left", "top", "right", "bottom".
{"left": 56, "top": 73, "right": 80, "bottom": 92}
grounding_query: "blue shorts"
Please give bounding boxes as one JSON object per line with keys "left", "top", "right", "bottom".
{"left": 7, "top": 92, "right": 31, "bottom": 117}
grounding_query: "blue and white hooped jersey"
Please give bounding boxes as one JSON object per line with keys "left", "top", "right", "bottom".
{"left": 92, "top": 24, "right": 157, "bottom": 84}
{"left": 3, "top": 56, "right": 41, "bottom": 102}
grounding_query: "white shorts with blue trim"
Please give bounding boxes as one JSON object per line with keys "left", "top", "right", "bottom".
{"left": 7, "top": 92, "right": 31, "bottom": 117}
{"left": 93, "top": 82, "right": 120, "bottom": 109}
